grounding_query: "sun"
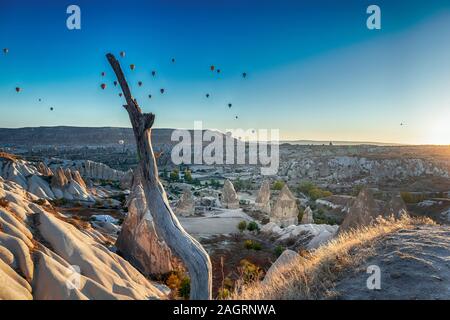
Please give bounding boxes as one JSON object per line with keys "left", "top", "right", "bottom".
{"left": 425, "top": 117, "right": 450, "bottom": 145}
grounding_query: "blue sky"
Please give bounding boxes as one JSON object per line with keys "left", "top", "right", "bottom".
{"left": 0, "top": 0, "right": 449, "bottom": 144}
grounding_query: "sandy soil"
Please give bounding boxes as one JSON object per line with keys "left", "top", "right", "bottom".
{"left": 334, "top": 224, "right": 450, "bottom": 299}
{"left": 179, "top": 209, "right": 254, "bottom": 236}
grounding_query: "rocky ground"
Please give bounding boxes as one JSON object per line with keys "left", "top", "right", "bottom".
{"left": 334, "top": 224, "right": 450, "bottom": 299}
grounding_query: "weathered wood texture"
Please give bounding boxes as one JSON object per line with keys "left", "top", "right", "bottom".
{"left": 106, "top": 53, "right": 212, "bottom": 299}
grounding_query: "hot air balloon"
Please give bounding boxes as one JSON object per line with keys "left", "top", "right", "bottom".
{"left": 228, "top": 103, "right": 232, "bottom": 108}
{"left": 151, "top": 70, "right": 156, "bottom": 76}
{"left": 38, "top": 98, "right": 42, "bottom": 102}
{"left": 217, "top": 69, "right": 221, "bottom": 73}
{"left": 50, "top": 107, "right": 54, "bottom": 111}
{"left": 171, "top": 58, "right": 175, "bottom": 63}
{"left": 3, "top": 48, "right": 8, "bottom": 54}
{"left": 242, "top": 72, "right": 247, "bottom": 78}
{"left": 120, "top": 51, "right": 125, "bottom": 57}
{"left": 210, "top": 65, "right": 215, "bottom": 71}
{"left": 130, "top": 64, "right": 135, "bottom": 70}
{"left": 118, "top": 140, "right": 124, "bottom": 145}
{"left": 15, "top": 87, "right": 20, "bottom": 93}
{"left": 235, "top": 116, "right": 238, "bottom": 119}
{"left": 160, "top": 88, "right": 165, "bottom": 94}
{"left": 148, "top": 94, "right": 152, "bottom": 99}
{"left": 113, "top": 81, "right": 118, "bottom": 86}
{"left": 138, "top": 81, "right": 143, "bottom": 87}
{"left": 206, "top": 93, "right": 210, "bottom": 98}
{"left": 101, "top": 72, "right": 105, "bottom": 76}
{"left": 100, "top": 83, "right": 106, "bottom": 90}
{"left": 119, "top": 93, "right": 123, "bottom": 97}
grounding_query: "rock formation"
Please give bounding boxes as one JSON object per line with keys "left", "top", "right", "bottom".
{"left": 263, "top": 250, "right": 303, "bottom": 284}
{"left": 270, "top": 185, "right": 298, "bottom": 227}
{"left": 382, "top": 192, "right": 408, "bottom": 219}
{"left": 115, "top": 173, "right": 177, "bottom": 276}
{"left": 37, "top": 162, "right": 53, "bottom": 176}
{"left": 301, "top": 206, "right": 314, "bottom": 224}
{"left": 0, "top": 176, "right": 166, "bottom": 300}
{"left": 221, "top": 179, "right": 239, "bottom": 209}
{"left": 50, "top": 167, "right": 93, "bottom": 202}
{"left": 175, "top": 189, "right": 195, "bottom": 216}
{"left": 255, "top": 180, "right": 271, "bottom": 214}
{"left": 47, "top": 160, "right": 133, "bottom": 189}
{"left": 339, "top": 187, "right": 381, "bottom": 232}
{"left": 261, "top": 221, "right": 338, "bottom": 250}
{"left": 0, "top": 158, "right": 93, "bottom": 202}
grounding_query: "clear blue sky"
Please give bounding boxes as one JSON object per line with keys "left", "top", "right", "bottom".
{"left": 1, "top": 0, "right": 449, "bottom": 144}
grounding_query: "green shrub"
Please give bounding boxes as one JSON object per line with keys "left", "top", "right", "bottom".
{"left": 401, "top": 192, "right": 426, "bottom": 204}
{"left": 274, "top": 245, "right": 285, "bottom": 257}
{"left": 179, "top": 277, "right": 190, "bottom": 299}
{"left": 244, "top": 239, "right": 254, "bottom": 249}
{"left": 272, "top": 180, "right": 285, "bottom": 190}
{"left": 298, "top": 181, "right": 332, "bottom": 200}
{"left": 244, "top": 239, "right": 262, "bottom": 250}
{"left": 237, "top": 221, "right": 247, "bottom": 232}
{"left": 247, "top": 221, "right": 259, "bottom": 232}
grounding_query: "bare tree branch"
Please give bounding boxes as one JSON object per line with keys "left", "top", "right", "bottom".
{"left": 106, "top": 53, "right": 212, "bottom": 299}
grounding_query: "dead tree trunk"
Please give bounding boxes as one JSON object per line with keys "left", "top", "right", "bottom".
{"left": 106, "top": 53, "right": 212, "bottom": 300}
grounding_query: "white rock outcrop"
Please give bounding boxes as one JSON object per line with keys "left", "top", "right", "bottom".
{"left": 301, "top": 206, "right": 314, "bottom": 224}
{"left": 221, "top": 180, "right": 240, "bottom": 209}
{"left": 0, "top": 158, "right": 94, "bottom": 202}
{"left": 255, "top": 180, "right": 271, "bottom": 214}
{"left": 0, "top": 175, "right": 167, "bottom": 300}
{"left": 261, "top": 222, "right": 338, "bottom": 250}
{"left": 270, "top": 185, "right": 298, "bottom": 227}
{"left": 174, "top": 189, "right": 195, "bottom": 217}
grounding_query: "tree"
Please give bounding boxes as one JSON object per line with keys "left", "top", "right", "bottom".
{"left": 170, "top": 168, "right": 180, "bottom": 182}
{"left": 237, "top": 220, "right": 247, "bottom": 232}
{"left": 184, "top": 169, "right": 193, "bottom": 183}
{"left": 272, "top": 180, "right": 285, "bottom": 190}
{"left": 106, "top": 53, "right": 212, "bottom": 299}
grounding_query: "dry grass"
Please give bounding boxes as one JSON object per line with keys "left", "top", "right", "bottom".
{"left": 0, "top": 197, "right": 10, "bottom": 208}
{"left": 231, "top": 215, "right": 435, "bottom": 300}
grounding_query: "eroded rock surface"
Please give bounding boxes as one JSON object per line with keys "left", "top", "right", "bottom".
{"left": 270, "top": 185, "right": 298, "bottom": 227}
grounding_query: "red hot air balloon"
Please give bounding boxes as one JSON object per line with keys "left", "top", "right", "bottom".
{"left": 160, "top": 88, "right": 165, "bottom": 94}
{"left": 130, "top": 64, "right": 135, "bottom": 70}
{"left": 210, "top": 65, "right": 215, "bottom": 71}
{"left": 100, "top": 83, "right": 106, "bottom": 90}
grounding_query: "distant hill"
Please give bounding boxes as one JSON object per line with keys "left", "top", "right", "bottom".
{"left": 0, "top": 126, "right": 226, "bottom": 147}
{"left": 281, "top": 140, "right": 404, "bottom": 146}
